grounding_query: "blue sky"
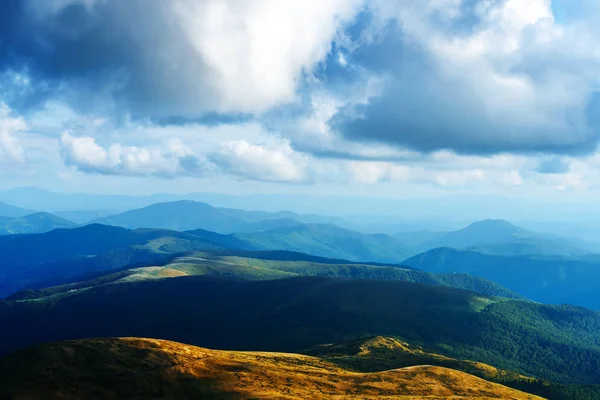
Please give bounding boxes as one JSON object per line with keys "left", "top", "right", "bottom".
{"left": 1, "top": 0, "right": 600, "bottom": 199}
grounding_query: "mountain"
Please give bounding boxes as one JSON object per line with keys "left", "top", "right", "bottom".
{"left": 0, "top": 337, "right": 543, "bottom": 400}
{"left": 0, "top": 212, "right": 76, "bottom": 235}
{"left": 0, "top": 201, "right": 33, "bottom": 218}
{"left": 0, "top": 224, "right": 231, "bottom": 298}
{"left": 419, "top": 219, "right": 590, "bottom": 256}
{"left": 53, "top": 209, "right": 116, "bottom": 224}
{"left": 3, "top": 275, "right": 600, "bottom": 387}
{"left": 310, "top": 336, "right": 600, "bottom": 400}
{"left": 9, "top": 250, "right": 523, "bottom": 301}
{"left": 234, "top": 224, "right": 415, "bottom": 263}
{"left": 95, "top": 200, "right": 306, "bottom": 233}
{"left": 0, "top": 186, "right": 180, "bottom": 212}
{"left": 403, "top": 247, "right": 600, "bottom": 309}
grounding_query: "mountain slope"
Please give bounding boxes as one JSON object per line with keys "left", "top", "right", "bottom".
{"left": 0, "top": 224, "right": 228, "bottom": 298}
{"left": 2, "top": 276, "right": 600, "bottom": 385}
{"left": 0, "top": 337, "right": 543, "bottom": 400}
{"left": 421, "top": 219, "right": 587, "bottom": 256}
{"left": 0, "top": 212, "right": 76, "bottom": 235}
{"left": 403, "top": 247, "right": 600, "bottom": 309}
{"left": 9, "top": 250, "right": 523, "bottom": 301}
{"left": 95, "top": 200, "right": 304, "bottom": 233}
{"left": 311, "top": 336, "right": 600, "bottom": 400}
{"left": 235, "top": 223, "right": 415, "bottom": 263}
{"left": 0, "top": 201, "right": 32, "bottom": 218}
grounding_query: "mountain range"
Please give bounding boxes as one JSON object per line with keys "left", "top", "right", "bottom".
{"left": 3, "top": 274, "right": 600, "bottom": 391}
{"left": 403, "top": 247, "right": 600, "bottom": 309}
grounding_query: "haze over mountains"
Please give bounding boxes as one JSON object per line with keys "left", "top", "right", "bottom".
{"left": 1, "top": 189, "right": 600, "bottom": 398}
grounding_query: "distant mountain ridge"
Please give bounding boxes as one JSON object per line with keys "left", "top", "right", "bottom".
{"left": 403, "top": 247, "right": 600, "bottom": 309}
{"left": 234, "top": 223, "right": 415, "bottom": 263}
{"left": 419, "top": 219, "right": 592, "bottom": 256}
{"left": 0, "top": 201, "right": 33, "bottom": 218}
{"left": 95, "top": 200, "right": 324, "bottom": 233}
{"left": 0, "top": 212, "right": 76, "bottom": 235}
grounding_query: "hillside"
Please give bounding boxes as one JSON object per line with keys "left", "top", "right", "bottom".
{"left": 0, "top": 212, "right": 76, "bottom": 235}
{"left": 3, "top": 276, "right": 600, "bottom": 385}
{"left": 235, "top": 223, "right": 415, "bottom": 263}
{"left": 0, "top": 201, "right": 32, "bottom": 218}
{"left": 95, "top": 200, "right": 305, "bottom": 233}
{"left": 0, "top": 224, "right": 227, "bottom": 298}
{"left": 310, "top": 336, "right": 600, "bottom": 400}
{"left": 420, "top": 219, "right": 588, "bottom": 256}
{"left": 8, "top": 250, "right": 523, "bottom": 301}
{"left": 0, "top": 337, "right": 543, "bottom": 400}
{"left": 403, "top": 247, "right": 600, "bottom": 309}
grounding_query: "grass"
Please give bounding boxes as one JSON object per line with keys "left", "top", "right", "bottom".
{"left": 0, "top": 337, "right": 544, "bottom": 399}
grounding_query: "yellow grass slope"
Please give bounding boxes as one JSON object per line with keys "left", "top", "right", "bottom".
{"left": 0, "top": 338, "right": 544, "bottom": 399}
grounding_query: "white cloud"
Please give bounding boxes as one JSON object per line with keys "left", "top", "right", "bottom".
{"left": 0, "top": 104, "right": 27, "bottom": 164}
{"left": 212, "top": 139, "right": 311, "bottom": 183}
{"left": 60, "top": 132, "right": 206, "bottom": 177}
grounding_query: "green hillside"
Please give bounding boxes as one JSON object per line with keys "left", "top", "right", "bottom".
{"left": 235, "top": 224, "right": 415, "bottom": 263}
{"left": 403, "top": 247, "right": 600, "bottom": 309}
{"left": 2, "top": 276, "right": 600, "bottom": 387}
{"left": 8, "top": 250, "right": 523, "bottom": 301}
{"left": 0, "top": 224, "right": 227, "bottom": 298}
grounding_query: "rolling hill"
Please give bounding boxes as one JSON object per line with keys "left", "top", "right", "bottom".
{"left": 403, "top": 247, "right": 600, "bottom": 309}
{"left": 0, "top": 337, "right": 543, "bottom": 399}
{"left": 234, "top": 223, "right": 415, "bottom": 263}
{"left": 418, "top": 219, "right": 591, "bottom": 256}
{"left": 0, "top": 212, "right": 76, "bottom": 235}
{"left": 8, "top": 250, "right": 523, "bottom": 301}
{"left": 2, "top": 275, "right": 600, "bottom": 387}
{"left": 0, "top": 224, "right": 231, "bottom": 298}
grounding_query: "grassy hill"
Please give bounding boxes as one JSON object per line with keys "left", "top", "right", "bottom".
{"left": 3, "top": 276, "right": 600, "bottom": 386}
{"left": 0, "top": 337, "right": 543, "bottom": 400}
{"left": 0, "top": 224, "right": 230, "bottom": 298}
{"left": 403, "top": 247, "right": 600, "bottom": 309}
{"left": 420, "top": 219, "right": 589, "bottom": 256}
{"left": 0, "top": 212, "right": 76, "bottom": 235}
{"left": 234, "top": 224, "right": 415, "bottom": 263}
{"left": 310, "top": 336, "right": 600, "bottom": 400}
{"left": 8, "top": 250, "right": 523, "bottom": 301}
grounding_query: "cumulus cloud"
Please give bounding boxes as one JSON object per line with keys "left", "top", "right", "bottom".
{"left": 0, "top": 104, "right": 27, "bottom": 164}
{"left": 211, "top": 139, "right": 311, "bottom": 183}
{"left": 60, "top": 132, "right": 206, "bottom": 177}
{"left": 1, "top": 0, "right": 363, "bottom": 118}
{"left": 329, "top": 0, "right": 600, "bottom": 155}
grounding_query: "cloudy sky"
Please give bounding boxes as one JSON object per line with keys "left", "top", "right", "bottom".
{"left": 1, "top": 0, "right": 600, "bottom": 198}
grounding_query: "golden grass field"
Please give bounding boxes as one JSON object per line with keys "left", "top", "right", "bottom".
{"left": 0, "top": 337, "right": 544, "bottom": 399}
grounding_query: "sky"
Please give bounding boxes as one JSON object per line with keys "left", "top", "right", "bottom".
{"left": 1, "top": 0, "right": 600, "bottom": 199}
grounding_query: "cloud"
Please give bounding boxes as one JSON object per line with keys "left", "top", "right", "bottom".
{"left": 60, "top": 132, "right": 206, "bottom": 177}
{"left": 328, "top": 0, "right": 600, "bottom": 155}
{"left": 211, "top": 139, "right": 311, "bottom": 183}
{"left": 1, "top": 0, "right": 363, "bottom": 118}
{"left": 0, "top": 104, "right": 27, "bottom": 164}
